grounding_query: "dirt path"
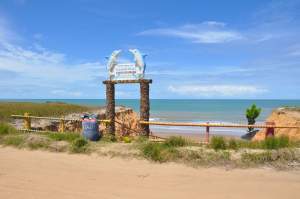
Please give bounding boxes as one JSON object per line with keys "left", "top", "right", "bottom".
{"left": 0, "top": 147, "right": 299, "bottom": 199}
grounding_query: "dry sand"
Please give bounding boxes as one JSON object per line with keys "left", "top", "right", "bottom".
{"left": 0, "top": 147, "right": 299, "bottom": 199}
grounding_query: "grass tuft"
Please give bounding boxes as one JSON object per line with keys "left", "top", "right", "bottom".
{"left": 0, "top": 102, "right": 92, "bottom": 122}
{"left": 3, "top": 135, "right": 25, "bottom": 147}
{"left": 228, "top": 138, "right": 238, "bottom": 150}
{"left": 46, "top": 132, "right": 81, "bottom": 142}
{"left": 70, "top": 137, "right": 89, "bottom": 153}
{"left": 210, "top": 136, "right": 227, "bottom": 151}
{"left": 0, "top": 122, "right": 18, "bottom": 135}
{"left": 142, "top": 142, "right": 180, "bottom": 162}
{"left": 164, "top": 136, "right": 188, "bottom": 147}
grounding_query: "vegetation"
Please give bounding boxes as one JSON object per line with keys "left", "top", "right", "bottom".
{"left": 210, "top": 136, "right": 227, "bottom": 150}
{"left": 3, "top": 135, "right": 25, "bottom": 147}
{"left": 0, "top": 122, "right": 18, "bottom": 135}
{"left": 210, "top": 135, "right": 296, "bottom": 151}
{"left": 241, "top": 149, "right": 299, "bottom": 167}
{"left": 1, "top": 120, "right": 300, "bottom": 168}
{"left": 0, "top": 102, "right": 92, "bottom": 122}
{"left": 141, "top": 136, "right": 188, "bottom": 162}
{"left": 262, "top": 136, "right": 290, "bottom": 149}
{"left": 70, "top": 137, "right": 89, "bottom": 153}
{"left": 164, "top": 136, "right": 188, "bottom": 147}
{"left": 246, "top": 104, "right": 261, "bottom": 132}
{"left": 142, "top": 142, "right": 180, "bottom": 162}
{"left": 45, "top": 132, "right": 81, "bottom": 142}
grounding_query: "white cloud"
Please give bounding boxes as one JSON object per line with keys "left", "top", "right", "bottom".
{"left": 168, "top": 85, "right": 268, "bottom": 97}
{"left": 0, "top": 17, "right": 107, "bottom": 98}
{"left": 138, "top": 21, "right": 243, "bottom": 43}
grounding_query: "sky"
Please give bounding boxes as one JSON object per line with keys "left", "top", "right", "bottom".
{"left": 0, "top": 0, "right": 300, "bottom": 99}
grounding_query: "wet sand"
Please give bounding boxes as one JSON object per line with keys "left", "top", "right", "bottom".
{"left": 0, "top": 147, "right": 299, "bottom": 199}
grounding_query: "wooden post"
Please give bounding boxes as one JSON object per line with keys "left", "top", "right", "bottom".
{"left": 206, "top": 122, "right": 210, "bottom": 144}
{"left": 59, "top": 117, "right": 65, "bottom": 133}
{"left": 265, "top": 121, "right": 275, "bottom": 139}
{"left": 104, "top": 81, "right": 115, "bottom": 136}
{"left": 140, "top": 80, "right": 151, "bottom": 137}
{"left": 23, "top": 112, "right": 31, "bottom": 130}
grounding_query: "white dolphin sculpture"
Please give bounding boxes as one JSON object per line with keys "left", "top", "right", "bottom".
{"left": 129, "top": 49, "right": 147, "bottom": 76}
{"left": 106, "top": 49, "right": 122, "bottom": 79}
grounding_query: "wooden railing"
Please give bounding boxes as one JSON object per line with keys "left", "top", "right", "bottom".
{"left": 139, "top": 121, "right": 299, "bottom": 128}
{"left": 11, "top": 113, "right": 110, "bottom": 133}
{"left": 11, "top": 114, "right": 300, "bottom": 143}
{"left": 139, "top": 121, "right": 300, "bottom": 143}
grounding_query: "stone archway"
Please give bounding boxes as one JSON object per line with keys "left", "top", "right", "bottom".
{"left": 103, "top": 79, "right": 152, "bottom": 137}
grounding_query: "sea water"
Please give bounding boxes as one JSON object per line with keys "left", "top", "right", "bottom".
{"left": 3, "top": 99, "right": 300, "bottom": 136}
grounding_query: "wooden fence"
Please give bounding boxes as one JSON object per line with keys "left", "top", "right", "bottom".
{"left": 11, "top": 113, "right": 300, "bottom": 143}
{"left": 11, "top": 113, "right": 110, "bottom": 133}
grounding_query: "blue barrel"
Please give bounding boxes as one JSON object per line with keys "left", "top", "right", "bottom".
{"left": 82, "top": 119, "right": 101, "bottom": 141}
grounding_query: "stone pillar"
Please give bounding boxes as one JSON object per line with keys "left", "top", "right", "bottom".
{"left": 140, "top": 80, "right": 150, "bottom": 136}
{"left": 105, "top": 81, "right": 115, "bottom": 136}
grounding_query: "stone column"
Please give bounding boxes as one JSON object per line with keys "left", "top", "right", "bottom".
{"left": 140, "top": 80, "right": 150, "bottom": 136}
{"left": 105, "top": 81, "right": 115, "bottom": 136}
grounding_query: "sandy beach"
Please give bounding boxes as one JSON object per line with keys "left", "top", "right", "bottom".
{"left": 0, "top": 147, "right": 299, "bottom": 199}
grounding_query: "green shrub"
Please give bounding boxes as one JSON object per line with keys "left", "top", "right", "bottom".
{"left": 0, "top": 102, "right": 91, "bottom": 122}
{"left": 122, "top": 136, "right": 132, "bottom": 143}
{"left": 246, "top": 104, "right": 261, "bottom": 132}
{"left": 262, "top": 136, "right": 290, "bottom": 150}
{"left": 142, "top": 142, "right": 164, "bottom": 162}
{"left": 228, "top": 139, "right": 239, "bottom": 150}
{"left": 142, "top": 142, "right": 180, "bottom": 162}
{"left": 210, "top": 136, "right": 227, "bottom": 151}
{"left": 0, "top": 122, "right": 17, "bottom": 135}
{"left": 164, "top": 136, "right": 188, "bottom": 147}
{"left": 277, "top": 136, "right": 290, "bottom": 148}
{"left": 46, "top": 132, "right": 80, "bottom": 142}
{"left": 3, "top": 135, "right": 25, "bottom": 147}
{"left": 70, "top": 137, "right": 89, "bottom": 153}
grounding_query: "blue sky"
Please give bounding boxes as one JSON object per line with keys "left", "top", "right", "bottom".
{"left": 0, "top": 0, "right": 300, "bottom": 99}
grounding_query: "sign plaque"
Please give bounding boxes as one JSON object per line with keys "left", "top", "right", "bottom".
{"left": 106, "top": 49, "right": 146, "bottom": 81}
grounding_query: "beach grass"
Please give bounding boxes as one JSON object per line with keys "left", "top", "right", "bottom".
{"left": 141, "top": 136, "right": 192, "bottom": 162}
{"left": 1, "top": 121, "right": 300, "bottom": 168}
{"left": 70, "top": 137, "right": 89, "bottom": 153}
{"left": 209, "top": 135, "right": 298, "bottom": 151}
{"left": 0, "top": 122, "right": 18, "bottom": 135}
{"left": 0, "top": 101, "right": 92, "bottom": 122}
{"left": 45, "top": 132, "right": 81, "bottom": 142}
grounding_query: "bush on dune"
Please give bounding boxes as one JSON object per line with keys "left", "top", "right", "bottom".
{"left": 210, "top": 135, "right": 294, "bottom": 151}
{"left": 210, "top": 136, "right": 227, "bottom": 150}
{"left": 141, "top": 136, "right": 189, "bottom": 162}
{"left": 70, "top": 137, "right": 89, "bottom": 153}
{"left": 164, "top": 136, "right": 188, "bottom": 147}
{"left": 0, "top": 122, "right": 18, "bottom": 135}
{"left": 2, "top": 135, "right": 25, "bottom": 147}
{"left": 46, "top": 132, "right": 81, "bottom": 142}
{"left": 0, "top": 102, "right": 91, "bottom": 122}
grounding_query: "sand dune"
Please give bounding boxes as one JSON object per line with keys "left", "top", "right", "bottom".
{"left": 0, "top": 147, "right": 299, "bottom": 199}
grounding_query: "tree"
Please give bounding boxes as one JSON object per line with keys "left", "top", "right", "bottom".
{"left": 246, "top": 104, "right": 261, "bottom": 132}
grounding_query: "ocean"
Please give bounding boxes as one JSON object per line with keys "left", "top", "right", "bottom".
{"left": 3, "top": 99, "right": 300, "bottom": 136}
